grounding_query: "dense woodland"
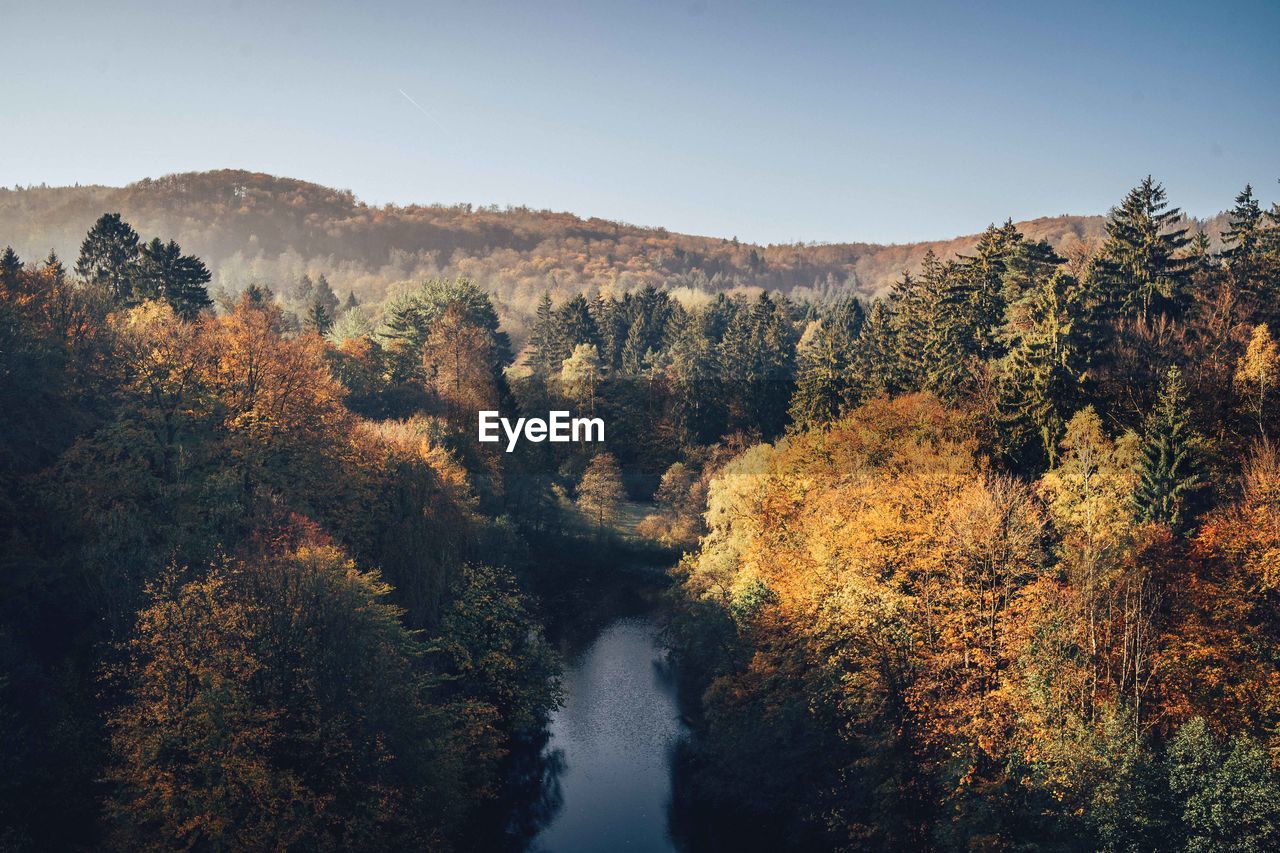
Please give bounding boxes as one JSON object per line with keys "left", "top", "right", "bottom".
{"left": 2, "top": 170, "right": 1163, "bottom": 345}
{"left": 2, "top": 175, "right": 1280, "bottom": 851}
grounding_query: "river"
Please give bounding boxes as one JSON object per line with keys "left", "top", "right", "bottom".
{"left": 529, "top": 612, "right": 686, "bottom": 852}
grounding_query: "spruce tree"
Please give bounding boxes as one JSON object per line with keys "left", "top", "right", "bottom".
{"left": 720, "top": 293, "right": 795, "bottom": 438}
{"left": 0, "top": 247, "right": 22, "bottom": 290}
{"left": 43, "top": 250, "right": 65, "bottom": 284}
{"left": 1223, "top": 184, "right": 1264, "bottom": 259}
{"left": 136, "top": 238, "right": 212, "bottom": 319}
{"left": 556, "top": 294, "right": 600, "bottom": 356}
{"left": 306, "top": 296, "right": 335, "bottom": 335}
{"left": 527, "top": 292, "right": 560, "bottom": 378}
{"left": 789, "top": 318, "right": 851, "bottom": 430}
{"left": 293, "top": 273, "right": 315, "bottom": 304}
{"left": 313, "top": 274, "right": 340, "bottom": 318}
{"left": 1092, "top": 177, "right": 1192, "bottom": 324}
{"left": 850, "top": 299, "right": 895, "bottom": 399}
{"left": 668, "top": 307, "right": 725, "bottom": 444}
{"left": 888, "top": 270, "right": 925, "bottom": 390}
{"left": 955, "top": 220, "right": 1023, "bottom": 361}
{"left": 1133, "top": 366, "right": 1201, "bottom": 529}
{"left": 997, "top": 270, "right": 1088, "bottom": 470}
{"left": 1223, "top": 184, "right": 1278, "bottom": 320}
{"left": 76, "top": 212, "right": 141, "bottom": 301}
{"left": 889, "top": 251, "right": 968, "bottom": 398}
{"left": 620, "top": 321, "right": 650, "bottom": 376}
{"left": 594, "top": 294, "right": 629, "bottom": 370}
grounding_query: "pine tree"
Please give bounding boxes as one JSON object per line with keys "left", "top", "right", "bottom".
{"left": 0, "top": 247, "right": 22, "bottom": 290}
{"left": 620, "top": 321, "right": 651, "bottom": 376}
{"left": 313, "top": 274, "right": 340, "bottom": 318}
{"left": 889, "top": 252, "right": 968, "bottom": 398}
{"left": 378, "top": 278, "right": 511, "bottom": 382}
{"left": 136, "top": 238, "right": 212, "bottom": 319}
{"left": 594, "top": 294, "right": 629, "bottom": 370}
{"left": 789, "top": 298, "right": 864, "bottom": 430}
{"left": 306, "top": 296, "right": 334, "bottom": 334}
{"left": 850, "top": 299, "right": 895, "bottom": 399}
{"left": 43, "top": 250, "right": 65, "bottom": 284}
{"left": 1133, "top": 366, "right": 1201, "bottom": 529}
{"left": 1223, "top": 185, "right": 1264, "bottom": 259}
{"left": 997, "top": 270, "right": 1088, "bottom": 470}
{"left": 556, "top": 294, "right": 600, "bottom": 356}
{"left": 244, "top": 282, "right": 272, "bottom": 305}
{"left": 719, "top": 293, "right": 796, "bottom": 438}
{"left": 527, "top": 292, "right": 561, "bottom": 378}
{"left": 955, "top": 220, "right": 1023, "bottom": 361}
{"left": 344, "top": 291, "right": 359, "bottom": 313}
{"left": 668, "top": 307, "right": 725, "bottom": 444}
{"left": 293, "top": 273, "right": 315, "bottom": 304}
{"left": 887, "top": 270, "right": 925, "bottom": 390}
{"left": 76, "top": 212, "right": 141, "bottom": 301}
{"left": 789, "top": 319, "right": 851, "bottom": 430}
{"left": 1222, "top": 184, "right": 1278, "bottom": 321}
{"left": 1092, "top": 177, "right": 1192, "bottom": 323}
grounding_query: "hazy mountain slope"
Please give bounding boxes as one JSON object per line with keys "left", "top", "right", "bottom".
{"left": 0, "top": 170, "right": 1224, "bottom": 328}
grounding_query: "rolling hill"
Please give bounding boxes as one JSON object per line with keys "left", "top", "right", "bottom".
{"left": 0, "top": 170, "right": 1226, "bottom": 336}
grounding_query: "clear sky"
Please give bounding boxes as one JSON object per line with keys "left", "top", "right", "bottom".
{"left": 4, "top": 0, "right": 1278, "bottom": 244}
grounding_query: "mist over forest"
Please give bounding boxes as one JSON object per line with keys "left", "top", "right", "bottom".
{"left": 5, "top": 169, "right": 1214, "bottom": 344}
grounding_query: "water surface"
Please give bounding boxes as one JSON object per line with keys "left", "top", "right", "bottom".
{"left": 531, "top": 615, "right": 685, "bottom": 852}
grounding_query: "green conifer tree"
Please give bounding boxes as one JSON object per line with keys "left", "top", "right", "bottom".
{"left": 306, "top": 297, "right": 334, "bottom": 334}
{"left": 76, "top": 212, "right": 140, "bottom": 301}
{"left": 1133, "top": 366, "right": 1201, "bottom": 529}
{"left": 527, "top": 292, "right": 559, "bottom": 378}
{"left": 1091, "top": 177, "right": 1192, "bottom": 324}
{"left": 0, "top": 247, "right": 22, "bottom": 290}
{"left": 136, "top": 238, "right": 213, "bottom": 319}
{"left": 997, "top": 270, "right": 1088, "bottom": 470}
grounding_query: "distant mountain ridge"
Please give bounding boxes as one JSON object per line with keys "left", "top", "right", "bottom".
{"left": 0, "top": 170, "right": 1227, "bottom": 326}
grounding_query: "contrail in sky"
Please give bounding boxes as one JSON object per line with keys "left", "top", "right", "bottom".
{"left": 398, "top": 88, "right": 440, "bottom": 125}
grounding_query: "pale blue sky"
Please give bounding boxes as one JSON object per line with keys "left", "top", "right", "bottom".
{"left": 3, "top": 0, "right": 1277, "bottom": 243}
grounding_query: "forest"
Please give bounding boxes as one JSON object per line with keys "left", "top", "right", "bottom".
{"left": 0, "top": 170, "right": 1152, "bottom": 344}
{"left": 2, "top": 174, "right": 1280, "bottom": 851}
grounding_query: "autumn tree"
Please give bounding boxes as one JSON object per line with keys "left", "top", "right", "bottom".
{"left": 422, "top": 302, "right": 501, "bottom": 423}
{"left": 636, "top": 460, "right": 705, "bottom": 547}
{"left": 561, "top": 343, "right": 604, "bottom": 416}
{"left": 576, "top": 451, "right": 625, "bottom": 532}
{"left": 1234, "top": 323, "right": 1279, "bottom": 440}
{"left": 105, "top": 545, "right": 499, "bottom": 851}
{"left": 379, "top": 278, "right": 511, "bottom": 383}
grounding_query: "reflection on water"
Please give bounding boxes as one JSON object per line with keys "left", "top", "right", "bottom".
{"left": 529, "top": 615, "right": 686, "bottom": 852}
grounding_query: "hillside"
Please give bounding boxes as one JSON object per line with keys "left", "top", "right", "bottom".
{"left": 0, "top": 170, "right": 1225, "bottom": 334}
